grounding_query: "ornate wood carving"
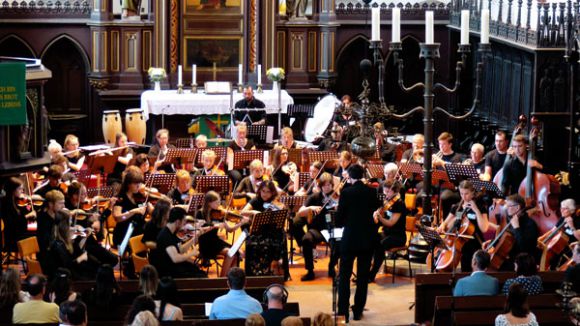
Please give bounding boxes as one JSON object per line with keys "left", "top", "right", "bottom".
{"left": 170, "top": 0, "right": 178, "bottom": 72}
{"left": 249, "top": 0, "right": 256, "bottom": 71}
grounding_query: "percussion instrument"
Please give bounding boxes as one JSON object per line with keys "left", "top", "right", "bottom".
{"left": 305, "top": 94, "right": 340, "bottom": 142}
{"left": 125, "top": 109, "right": 146, "bottom": 145}
{"left": 102, "top": 110, "right": 122, "bottom": 145}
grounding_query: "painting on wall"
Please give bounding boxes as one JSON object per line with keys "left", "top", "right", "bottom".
{"left": 184, "top": 0, "right": 242, "bottom": 15}
{"left": 184, "top": 36, "right": 242, "bottom": 70}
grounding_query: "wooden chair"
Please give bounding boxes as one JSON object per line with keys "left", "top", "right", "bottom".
{"left": 383, "top": 216, "right": 416, "bottom": 283}
{"left": 17, "top": 236, "right": 42, "bottom": 275}
{"left": 128, "top": 234, "right": 149, "bottom": 274}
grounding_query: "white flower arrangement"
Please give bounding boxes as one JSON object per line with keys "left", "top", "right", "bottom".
{"left": 266, "top": 67, "right": 285, "bottom": 82}
{"left": 148, "top": 67, "right": 167, "bottom": 82}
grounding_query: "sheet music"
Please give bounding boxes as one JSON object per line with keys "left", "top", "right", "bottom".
{"left": 321, "top": 228, "right": 344, "bottom": 242}
{"left": 228, "top": 230, "right": 247, "bottom": 257}
{"left": 266, "top": 126, "right": 274, "bottom": 143}
{"left": 204, "top": 302, "right": 213, "bottom": 316}
{"left": 118, "top": 222, "right": 135, "bottom": 257}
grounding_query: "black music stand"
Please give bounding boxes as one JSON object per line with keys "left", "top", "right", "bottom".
{"left": 280, "top": 195, "right": 307, "bottom": 266}
{"left": 233, "top": 150, "right": 265, "bottom": 171}
{"left": 87, "top": 186, "right": 114, "bottom": 198}
{"left": 446, "top": 163, "right": 479, "bottom": 183}
{"left": 195, "top": 147, "right": 227, "bottom": 169}
{"left": 399, "top": 162, "right": 422, "bottom": 179}
{"left": 247, "top": 125, "right": 269, "bottom": 144}
{"left": 287, "top": 104, "right": 314, "bottom": 141}
{"left": 233, "top": 108, "right": 267, "bottom": 126}
{"left": 307, "top": 151, "right": 339, "bottom": 165}
{"left": 428, "top": 169, "right": 452, "bottom": 225}
{"left": 194, "top": 175, "right": 229, "bottom": 195}
{"left": 468, "top": 179, "right": 504, "bottom": 199}
{"left": 248, "top": 209, "right": 289, "bottom": 279}
{"left": 367, "top": 163, "right": 384, "bottom": 179}
{"left": 145, "top": 173, "right": 176, "bottom": 194}
{"left": 297, "top": 172, "right": 310, "bottom": 190}
{"left": 416, "top": 224, "right": 446, "bottom": 273}
{"left": 86, "top": 152, "right": 118, "bottom": 177}
{"left": 72, "top": 169, "right": 92, "bottom": 187}
{"left": 287, "top": 148, "right": 302, "bottom": 169}
{"left": 187, "top": 193, "right": 205, "bottom": 214}
{"left": 165, "top": 148, "right": 198, "bottom": 169}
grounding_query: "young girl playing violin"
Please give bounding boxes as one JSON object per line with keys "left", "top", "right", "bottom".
{"left": 234, "top": 159, "right": 266, "bottom": 201}
{"left": 195, "top": 191, "right": 248, "bottom": 266}
{"left": 437, "top": 180, "right": 489, "bottom": 272}
{"left": 1, "top": 177, "right": 37, "bottom": 254}
{"left": 241, "top": 180, "right": 283, "bottom": 216}
{"left": 194, "top": 150, "right": 225, "bottom": 177}
{"left": 267, "top": 147, "right": 297, "bottom": 192}
{"left": 142, "top": 198, "right": 172, "bottom": 250}
{"left": 167, "top": 169, "right": 195, "bottom": 205}
{"left": 369, "top": 180, "right": 407, "bottom": 282}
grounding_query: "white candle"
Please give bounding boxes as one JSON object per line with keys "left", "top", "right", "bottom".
{"left": 192, "top": 64, "right": 197, "bottom": 85}
{"left": 257, "top": 64, "right": 262, "bottom": 85}
{"left": 460, "top": 10, "right": 470, "bottom": 45}
{"left": 481, "top": 9, "right": 490, "bottom": 44}
{"left": 392, "top": 8, "right": 401, "bottom": 43}
{"left": 178, "top": 65, "right": 182, "bottom": 85}
{"left": 425, "top": 11, "right": 434, "bottom": 44}
{"left": 371, "top": 7, "right": 381, "bottom": 41}
{"left": 238, "top": 64, "right": 243, "bottom": 85}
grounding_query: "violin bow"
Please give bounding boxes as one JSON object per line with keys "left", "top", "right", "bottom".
{"left": 305, "top": 159, "right": 328, "bottom": 194}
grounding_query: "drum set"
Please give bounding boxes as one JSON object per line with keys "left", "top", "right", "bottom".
{"left": 102, "top": 109, "right": 146, "bottom": 145}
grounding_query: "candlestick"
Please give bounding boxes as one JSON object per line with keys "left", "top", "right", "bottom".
{"left": 481, "top": 9, "right": 490, "bottom": 44}
{"left": 371, "top": 7, "right": 381, "bottom": 41}
{"left": 257, "top": 64, "right": 262, "bottom": 85}
{"left": 212, "top": 62, "right": 217, "bottom": 81}
{"left": 178, "top": 65, "right": 182, "bottom": 86}
{"left": 425, "top": 11, "right": 434, "bottom": 44}
{"left": 392, "top": 8, "right": 401, "bottom": 43}
{"left": 238, "top": 64, "right": 243, "bottom": 85}
{"left": 192, "top": 64, "right": 196, "bottom": 85}
{"left": 460, "top": 10, "right": 470, "bottom": 45}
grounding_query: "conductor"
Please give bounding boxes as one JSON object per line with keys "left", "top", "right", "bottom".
{"left": 336, "top": 164, "right": 382, "bottom": 322}
{"left": 234, "top": 86, "right": 266, "bottom": 126}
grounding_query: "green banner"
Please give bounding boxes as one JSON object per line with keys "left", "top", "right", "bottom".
{"left": 0, "top": 62, "right": 27, "bottom": 126}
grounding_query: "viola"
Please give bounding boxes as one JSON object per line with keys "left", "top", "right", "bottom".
{"left": 17, "top": 195, "right": 45, "bottom": 209}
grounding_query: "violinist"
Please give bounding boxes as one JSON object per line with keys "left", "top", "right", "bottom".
{"left": 167, "top": 170, "right": 195, "bottom": 205}
{"left": 148, "top": 128, "right": 176, "bottom": 173}
{"left": 274, "top": 127, "right": 298, "bottom": 150}
{"left": 149, "top": 207, "right": 206, "bottom": 278}
{"left": 37, "top": 190, "right": 65, "bottom": 267}
{"left": 317, "top": 126, "right": 349, "bottom": 153}
{"left": 195, "top": 191, "right": 248, "bottom": 266}
{"left": 227, "top": 123, "right": 256, "bottom": 185}
{"left": 485, "top": 194, "right": 539, "bottom": 271}
{"left": 194, "top": 150, "right": 225, "bottom": 177}
{"left": 63, "top": 134, "right": 85, "bottom": 172}
{"left": 108, "top": 132, "right": 134, "bottom": 186}
{"left": 501, "top": 134, "right": 543, "bottom": 196}
{"left": 234, "top": 159, "right": 266, "bottom": 201}
{"left": 295, "top": 161, "right": 323, "bottom": 197}
{"left": 1, "top": 177, "right": 37, "bottom": 254}
{"left": 130, "top": 153, "right": 151, "bottom": 175}
{"left": 437, "top": 180, "right": 489, "bottom": 272}
{"left": 537, "top": 199, "right": 580, "bottom": 269}
{"left": 195, "top": 134, "right": 208, "bottom": 149}
{"left": 241, "top": 180, "right": 281, "bottom": 216}
{"left": 369, "top": 180, "right": 407, "bottom": 282}
{"left": 34, "top": 165, "right": 66, "bottom": 197}
{"left": 142, "top": 198, "right": 172, "bottom": 250}
{"left": 483, "top": 131, "right": 508, "bottom": 181}
{"left": 293, "top": 172, "right": 337, "bottom": 281}
{"left": 65, "top": 181, "right": 100, "bottom": 230}
{"left": 112, "top": 166, "right": 152, "bottom": 247}
{"left": 334, "top": 151, "right": 352, "bottom": 181}
{"left": 267, "top": 147, "right": 297, "bottom": 192}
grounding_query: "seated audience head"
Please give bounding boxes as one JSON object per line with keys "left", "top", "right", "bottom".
{"left": 0, "top": 267, "right": 21, "bottom": 309}
{"left": 245, "top": 313, "right": 266, "bottom": 326}
{"left": 59, "top": 299, "right": 87, "bottom": 326}
{"left": 471, "top": 249, "right": 491, "bottom": 271}
{"left": 48, "top": 268, "right": 73, "bottom": 305}
{"left": 195, "top": 134, "right": 208, "bottom": 148}
{"left": 139, "top": 265, "right": 159, "bottom": 297}
{"left": 347, "top": 164, "right": 364, "bottom": 181}
{"left": 263, "top": 284, "right": 288, "bottom": 308}
{"left": 227, "top": 267, "right": 246, "bottom": 290}
{"left": 130, "top": 310, "right": 159, "bottom": 326}
{"left": 126, "top": 295, "right": 157, "bottom": 325}
{"left": 158, "top": 277, "right": 180, "bottom": 318}
{"left": 514, "top": 253, "right": 537, "bottom": 277}
{"left": 313, "top": 312, "right": 333, "bottom": 326}
{"left": 505, "top": 283, "right": 530, "bottom": 318}
{"left": 281, "top": 316, "right": 304, "bottom": 326}
{"left": 26, "top": 274, "right": 47, "bottom": 299}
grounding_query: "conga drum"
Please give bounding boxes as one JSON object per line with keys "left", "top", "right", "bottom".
{"left": 102, "top": 110, "right": 122, "bottom": 145}
{"left": 125, "top": 109, "right": 146, "bottom": 144}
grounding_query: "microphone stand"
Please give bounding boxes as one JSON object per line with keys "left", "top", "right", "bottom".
{"left": 326, "top": 212, "right": 339, "bottom": 325}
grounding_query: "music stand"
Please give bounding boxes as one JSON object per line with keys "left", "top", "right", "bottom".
{"left": 233, "top": 150, "right": 265, "bottom": 170}
{"left": 308, "top": 151, "right": 339, "bottom": 164}
{"left": 445, "top": 163, "right": 479, "bottom": 182}
{"left": 187, "top": 193, "right": 205, "bottom": 214}
{"left": 250, "top": 209, "right": 287, "bottom": 234}
{"left": 165, "top": 148, "right": 198, "bottom": 169}
{"left": 367, "top": 163, "right": 384, "bottom": 179}
{"left": 297, "top": 172, "right": 310, "bottom": 190}
{"left": 416, "top": 224, "right": 446, "bottom": 273}
{"left": 195, "top": 147, "right": 227, "bottom": 169}
{"left": 174, "top": 138, "right": 195, "bottom": 148}
{"left": 145, "top": 173, "right": 176, "bottom": 194}
{"left": 280, "top": 195, "right": 307, "bottom": 266}
{"left": 86, "top": 151, "right": 119, "bottom": 177}
{"left": 468, "top": 179, "right": 504, "bottom": 199}
{"left": 72, "top": 169, "right": 92, "bottom": 187}
{"left": 87, "top": 186, "right": 115, "bottom": 198}
{"left": 399, "top": 162, "right": 422, "bottom": 179}
{"left": 194, "top": 175, "right": 229, "bottom": 195}
{"left": 247, "top": 125, "right": 269, "bottom": 144}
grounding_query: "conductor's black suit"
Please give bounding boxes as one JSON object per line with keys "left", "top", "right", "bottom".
{"left": 335, "top": 180, "right": 381, "bottom": 321}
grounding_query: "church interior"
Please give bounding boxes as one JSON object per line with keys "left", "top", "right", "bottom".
{"left": 0, "top": 0, "right": 579, "bottom": 325}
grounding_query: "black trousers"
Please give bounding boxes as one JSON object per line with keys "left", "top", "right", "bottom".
{"left": 302, "top": 229, "right": 325, "bottom": 271}
{"left": 370, "top": 234, "right": 406, "bottom": 276}
{"left": 291, "top": 215, "right": 307, "bottom": 248}
{"left": 338, "top": 249, "right": 373, "bottom": 320}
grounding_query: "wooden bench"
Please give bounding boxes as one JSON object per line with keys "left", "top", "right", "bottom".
{"left": 415, "top": 271, "right": 565, "bottom": 323}
{"left": 432, "top": 294, "right": 572, "bottom": 326}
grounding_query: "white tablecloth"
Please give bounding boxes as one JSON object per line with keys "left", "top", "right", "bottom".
{"left": 140, "top": 89, "right": 293, "bottom": 120}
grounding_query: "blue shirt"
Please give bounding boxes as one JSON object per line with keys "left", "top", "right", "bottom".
{"left": 209, "top": 289, "right": 263, "bottom": 320}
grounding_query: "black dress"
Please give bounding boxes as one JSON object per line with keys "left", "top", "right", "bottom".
{"left": 194, "top": 211, "right": 231, "bottom": 260}
{"left": 1, "top": 200, "right": 27, "bottom": 252}
{"left": 112, "top": 193, "right": 145, "bottom": 247}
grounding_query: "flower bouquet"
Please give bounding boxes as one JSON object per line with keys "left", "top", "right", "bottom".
{"left": 148, "top": 67, "right": 166, "bottom": 91}
{"left": 266, "top": 67, "right": 285, "bottom": 82}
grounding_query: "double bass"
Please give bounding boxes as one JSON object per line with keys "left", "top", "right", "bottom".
{"left": 517, "top": 117, "right": 560, "bottom": 235}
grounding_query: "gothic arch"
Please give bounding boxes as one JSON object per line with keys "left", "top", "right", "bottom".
{"left": 0, "top": 34, "right": 36, "bottom": 58}
{"left": 40, "top": 34, "right": 90, "bottom": 70}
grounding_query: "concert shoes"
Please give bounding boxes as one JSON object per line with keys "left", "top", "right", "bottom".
{"left": 300, "top": 270, "right": 315, "bottom": 281}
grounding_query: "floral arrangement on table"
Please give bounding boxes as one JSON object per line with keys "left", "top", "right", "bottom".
{"left": 147, "top": 67, "right": 167, "bottom": 82}
{"left": 266, "top": 67, "right": 285, "bottom": 82}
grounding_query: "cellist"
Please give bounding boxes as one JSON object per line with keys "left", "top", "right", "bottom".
{"left": 436, "top": 180, "right": 489, "bottom": 272}
{"left": 537, "top": 199, "right": 580, "bottom": 269}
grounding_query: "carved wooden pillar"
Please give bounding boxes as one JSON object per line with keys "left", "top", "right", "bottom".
{"left": 88, "top": 0, "right": 114, "bottom": 90}
{"left": 317, "top": 0, "right": 338, "bottom": 89}
{"left": 91, "top": 0, "right": 113, "bottom": 21}
{"left": 153, "top": 0, "right": 169, "bottom": 70}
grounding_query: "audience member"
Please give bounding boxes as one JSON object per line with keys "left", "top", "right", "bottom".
{"left": 0, "top": 268, "right": 28, "bottom": 322}
{"left": 281, "top": 316, "right": 304, "bottom": 326}
{"left": 502, "top": 253, "right": 543, "bottom": 295}
{"left": 127, "top": 295, "right": 157, "bottom": 325}
{"left": 313, "top": 312, "right": 333, "bottom": 326}
{"left": 45, "top": 268, "right": 78, "bottom": 304}
{"left": 83, "top": 264, "right": 120, "bottom": 309}
{"left": 130, "top": 310, "right": 160, "bottom": 326}
{"left": 246, "top": 313, "right": 266, "bottom": 326}
{"left": 261, "top": 284, "right": 293, "bottom": 326}
{"left": 139, "top": 265, "right": 159, "bottom": 297}
{"left": 155, "top": 277, "right": 183, "bottom": 321}
{"left": 59, "top": 299, "right": 87, "bottom": 326}
{"left": 12, "top": 274, "right": 59, "bottom": 324}
{"left": 453, "top": 250, "right": 499, "bottom": 296}
{"left": 564, "top": 243, "right": 580, "bottom": 293}
{"left": 495, "top": 283, "right": 539, "bottom": 326}
{"left": 210, "top": 267, "right": 263, "bottom": 319}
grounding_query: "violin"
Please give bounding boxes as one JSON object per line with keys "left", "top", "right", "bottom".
{"left": 177, "top": 223, "right": 200, "bottom": 241}
{"left": 71, "top": 225, "right": 95, "bottom": 240}
{"left": 17, "top": 195, "right": 45, "bottom": 209}
{"left": 263, "top": 201, "right": 284, "bottom": 212}
{"left": 210, "top": 207, "right": 245, "bottom": 223}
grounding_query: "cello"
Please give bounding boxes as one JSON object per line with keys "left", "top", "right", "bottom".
{"left": 518, "top": 117, "right": 560, "bottom": 235}
{"left": 537, "top": 222, "right": 569, "bottom": 271}
{"left": 485, "top": 214, "right": 516, "bottom": 271}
